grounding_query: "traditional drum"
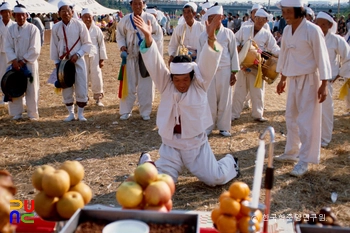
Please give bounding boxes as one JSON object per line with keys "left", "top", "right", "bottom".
{"left": 55, "top": 59, "right": 75, "bottom": 89}
{"left": 238, "top": 39, "right": 260, "bottom": 68}
{"left": 261, "top": 55, "right": 280, "bottom": 85}
{"left": 1, "top": 69, "right": 27, "bottom": 100}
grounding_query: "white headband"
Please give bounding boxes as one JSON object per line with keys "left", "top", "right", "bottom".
{"left": 278, "top": 0, "right": 305, "bottom": 8}
{"left": 146, "top": 8, "right": 157, "bottom": 15}
{"left": 184, "top": 2, "right": 197, "bottom": 13}
{"left": 252, "top": 4, "right": 262, "bottom": 10}
{"left": 81, "top": 8, "right": 93, "bottom": 16}
{"left": 316, "top": 11, "right": 338, "bottom": 34}
{"left": 206, "top": 5, "right": 223, "bottom": 16}
{"left": 255, "top": 8, "right": 269, "bottom": 18}
{"left": 0, "top": 2, "right": 11, "bottom": 11}
{"left": 170, "top": 61, "right": 204, "bottom": 84}
{"left": 58, "top": 0, "right": 73, "bottom": 9}
{"left": 14, "top": 6, "right": 28, "bottom": 14}
{"left": 305, "top": 7, "right": 314, "bottom": 17}
{"left": 200, "top": 1, "right": 213, "bottom": 9}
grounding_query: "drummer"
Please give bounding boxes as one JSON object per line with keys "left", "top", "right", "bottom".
{"left": 315, "top": 12, "right": 350, "bottom": 147}
{"left": 50, "top": 0, "right": 93, "bottom": 121}
{"left": 4, "top": 2, "right": 41, "bottom": 120}
{"left": 231, "top": 8, "right": 280, "bottom": 122}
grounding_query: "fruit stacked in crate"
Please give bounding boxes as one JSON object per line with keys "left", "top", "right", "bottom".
{"left": 211, "top": 181, "right": 262, "bottom": 233}
{"left": 32, "top": 161, "right": 92, "bottom": 220}
{"left": 0, "top": 170, "right": 17, "bottom": 233}
{"left": 116, "top": 163, "right": 175, "bottom": 212}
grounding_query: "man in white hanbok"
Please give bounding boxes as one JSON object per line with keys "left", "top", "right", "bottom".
{"left": 168, "top": 2, "right": 205, "bottom": 65}
{"left": 81, "top": 8, "right": 108, "bottom": 107}
{"left": 231, "top": 8, "right": 280, "bottom": 122}
{"left": 51, "top": 0, "right": 92, "bottom": 122}
{"left": 134, "top": 14, "right": 239, "bottom": 186}
{"left": 197, "top": 4, "right": 240, "bottom": 137}
{"left": 5, "top": 3, "right": 41, "bottom": 120}
{"left": 275, "top": 0, "right": 332, "bottom": 177}
{"left": 116, "top": 0, "right": 163, "bottom": 121}
{"left": 315, "top": 12, "right": 350, "bottom": 147}
{"left": 0, "top": 2, "right": 14, "bottom": 105}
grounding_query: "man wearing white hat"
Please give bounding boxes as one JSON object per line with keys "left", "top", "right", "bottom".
{"left": 197, "top": 4, "right": 239, "bottom": 137}
{"left": 116, "top": 0, "right": 162, "bottom": 121}
{"left": 315, "top": 11, "right": 350, "bottom": 147}
{"left": 5, "top": 2, "right": 41, "bottom": 120}
{"left": 168, "top": 2, "right": 205, "bottom": 65}
{"left": 241, "top": 4, "right": 270, "bottom": 31}
{"left": 51, "top": 0, "right": 93, "bottom": 121}
{"left": 134, "top": 13, "right": 240, "bottom": 186}
{"left": 199, "top": 1, "right": 214, "bottom": 25}
{"left": 145, "top": 7, "right": 164, "bottom": 55}
{"left": 81, "top": 8, "right": 108, "bottom": 107}
{"left": 305, "top": 6, "right": 315, "bottom": 22}
{"left": 0, "top": 2, "right": 14, "bottom": 105}
{"left": 275, "top": 0, "right": 332, "bottom": 177}
{"left": 231, "top": 8, "right": 280, "bottom": 122}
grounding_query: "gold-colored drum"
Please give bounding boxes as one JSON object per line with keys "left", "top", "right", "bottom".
{"left": 238, "top": 39, "right": 260, "bottom": 68}
{"left": 262, "top": 56, "right": 280, "bottom": 85}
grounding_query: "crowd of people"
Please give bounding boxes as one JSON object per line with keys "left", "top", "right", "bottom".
{"left": 0, "top": 0, "right": 350, "bottom": 185}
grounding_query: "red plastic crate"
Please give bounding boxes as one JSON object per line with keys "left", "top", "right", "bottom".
{"left": 11, "top": 216, "right": 56, "bottom": 233}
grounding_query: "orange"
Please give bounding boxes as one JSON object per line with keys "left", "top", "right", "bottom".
{"left": 219, "top": 197, "right": 241, "bottom": 216}
{"left": 211, "top": 206, "right": 222, "bottom": 224}
{"left": 219, "top": 191, "right": 231, "bottom": 202}
{"left": 229, "top": 181, "right": 250, "bottom": 201}
{"left": 216, "top": 214, "right": 237, "bottom": 233}
{"left": 254, "top": 210, "right": 263, "bottom": 223}
{"left": 238, "top": 216, "right": 260, "bottom": 233}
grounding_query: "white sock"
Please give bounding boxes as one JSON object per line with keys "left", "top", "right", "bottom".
{"left": 64, "top": 105, "right": 75, "bottom": 121}
{"left": 78, "top": 107, "right": 87, "bottom": 121}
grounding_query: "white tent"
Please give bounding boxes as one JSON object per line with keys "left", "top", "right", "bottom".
{"left": 3, "top": 0, "right": 58, "bottom": 13}
{"left": 48, "top": 0, "right": 118, "bottom": 15}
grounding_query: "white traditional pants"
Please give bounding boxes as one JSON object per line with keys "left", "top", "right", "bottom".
{"left": 119, "top": 56, "right": 154, "bottom": 116}
{"left": 232, "top": 69, "right": 265, "bottom": 119}
{"left": 62, "top": 58, "right": 88, "bottom": 104}
{"left": 84, "top": 55, "right": 103, "bottom": 100}
{"left": 155, "top": 140, "right": 237, "bottom": 186}
{"left": 207, "top": 66, "right": 232, "bottom": 132}
{"left": 284, "top": 73, "right": 321, "bottom": 164}
{"left": 321, "top": 81, "right": 333, "bottom": 144}
{"left": 0, "top": 52, "right": 8, "bottom": 98}
{"left": 8, "top": 62, "right": 39, "bottom": 118}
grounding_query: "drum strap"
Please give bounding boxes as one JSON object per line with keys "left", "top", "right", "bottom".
{"left": 60, "top": 25, "right": 80, "bottom": 60}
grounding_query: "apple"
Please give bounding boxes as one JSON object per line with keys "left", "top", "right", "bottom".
{"left": 34, "top": 191, "right": 60, "bottom": 220}
{"left": 134, "top": 163, "right": 158, "bottom": 188}
{"left": 144, "top": 205, "right": 168, "bottom": 212}
{"left": 144, "top": 181, "right": 171, "bottom": 206}
{"left": 164, "top": 199, "right": 173, "bottom": 211}
{"left": 116, "top": 181, "right": 144, "bottom": 208}
{"left": 60, "top": 161, "right": 84, "bottom": 186}
{"left": 125, "top": 174, "right": 135, "bottom": 182}
{"left": 56, "top": 191, "right": 85, "bottom": 219}
{"left": 69, "top": 182, "right": 92, "bottom": 205}
{"left": 32, "top": 165, "right": 55, "bottom": 191}
{"left": 157, "top": 174, "right": 175, "bottom": 195}
{"left": 42, "top": 169, "right": 70, "bottom": 197}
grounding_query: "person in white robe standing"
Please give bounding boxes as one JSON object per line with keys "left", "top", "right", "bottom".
{"left": 275, "top": 0, "right": 332, "bottom": 177}
{"left": 51, "top": 0, "right": 93, "bottom": 122}
{"left": 197, "top": 4, "right": 239, "bottom": 137}
{"left": 168, "top": 2, "right": 205, "bottom": 65}
{"left": 5, "top": 3, "right": 41, "bottom": 120}
{"left": 231, "top": 8, "right": 280, "bottom": 122}
{"left": 81, "top": 8, "right": 108, "bottom": 107}
{"left": 144, "top": 8, "right": 164, "bottom": 55}
{"left": 315, "top": 12, "right": 350, "bottom": 147}
{"left": 0, "top": 2, "right": 14, "bottom": 105}
{"left": 134, "top": 14, "right": 240, "bottom": 186}
{"left": 116, "top": 0, "right": 163, "bottom": 121}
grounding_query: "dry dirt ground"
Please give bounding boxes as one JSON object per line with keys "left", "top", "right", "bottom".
{"left": 0, "top": 35, "right": 350, "bottom": 226}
